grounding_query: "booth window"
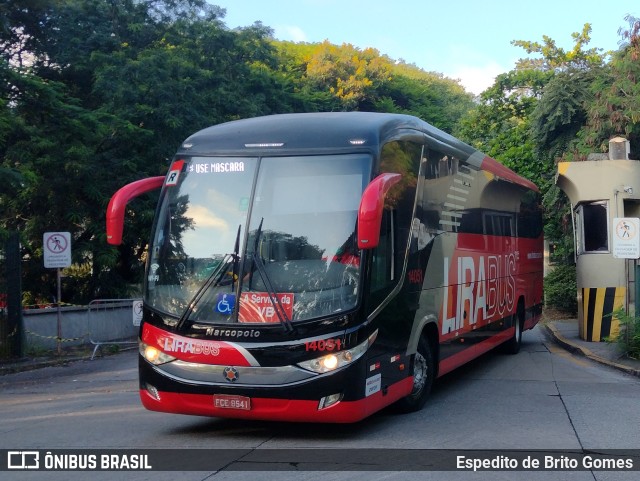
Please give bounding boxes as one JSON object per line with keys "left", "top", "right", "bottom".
{"left": 575, "top": 201, "right": 609, "bottom": 254}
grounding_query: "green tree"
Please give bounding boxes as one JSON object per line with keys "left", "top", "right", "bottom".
{"left": 274, "top": 41, "right": 474, "bottom": 129}
{"left": 457, "top": 69, "right": 551, "bottom": 189}
{"left": 304, "top": 41, "right": 393, "bottom": 110}
{"left": 530, "top": 69, "right": 599, "bottom": 160}
{"left": 571, "top": 16, "right": 640, "bottom": 159}
{"left": 0, "top": 1, "right": 237, "bottom": 302}
{"left": 518, "top": 26, "right": 609, "bottom": 273}
{"left": 460, "top": 24, "right": 608, "bottom": 185}
{"left": 512, "top": 23, "right": 607, "bottom": 72}
{"left": 0, "top": 61, "right": 148, "bottom": 302}
{"left": 379, "top": 61, "right": 474, "bottom": 133}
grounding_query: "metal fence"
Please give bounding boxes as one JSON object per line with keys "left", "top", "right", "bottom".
{"left": 88, "top": 298, "right": 141, "bottom": 359}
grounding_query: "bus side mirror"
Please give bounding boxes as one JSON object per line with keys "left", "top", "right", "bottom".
{"left": 357, "top": 173, "right": 401, "bottom": 249}
{"left": 106, "top": 176, "right": 165, "bottom": 245}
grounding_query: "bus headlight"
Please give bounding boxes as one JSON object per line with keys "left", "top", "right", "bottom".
{"left": 139, "top": 341, "right": 176, "bottom": 365}
{"left": 297, "top": 330, "right": 377, "bottom": 374}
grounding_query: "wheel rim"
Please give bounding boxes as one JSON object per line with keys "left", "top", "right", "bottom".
{"left": 412, "top": 351, "right": 428, "bottom": 395}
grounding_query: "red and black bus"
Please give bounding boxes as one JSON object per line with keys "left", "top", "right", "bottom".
{"left": 107, "top": 112, "right": 543, "bottom": 423}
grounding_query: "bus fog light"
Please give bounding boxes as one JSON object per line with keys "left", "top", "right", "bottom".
{"left": 318, "top": 393, "right": 343, "bottom": 410}
{"left": 146, "top": 383, "right": 161, "bottom": 401}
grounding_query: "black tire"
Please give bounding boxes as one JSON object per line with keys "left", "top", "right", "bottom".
{"left": 502, "top": 305, "right": 524, "bottom": 355}
{"left": 395, "top": 335, "right": 435, "bottom": 413}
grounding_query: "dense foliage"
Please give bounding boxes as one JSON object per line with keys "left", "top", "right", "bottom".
{"left": 0, "top": 0, "right": 474, "bottom": 303}
{"left": 543, "top": 264, "right": 578, "bottom": 314}
{"left": 607, "top": 308, "right": 640, "bottom": 360}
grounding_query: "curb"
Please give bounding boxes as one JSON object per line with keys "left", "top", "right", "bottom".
{"left": 543, "top": 323, "right": 640, "bottom": 378}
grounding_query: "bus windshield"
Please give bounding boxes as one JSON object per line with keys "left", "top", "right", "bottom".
{"left": 145, "top": 154, "right": 371, "bottom": 325}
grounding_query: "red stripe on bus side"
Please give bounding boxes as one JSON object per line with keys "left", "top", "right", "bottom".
{"left": 142, "top": 323, "right": 256, "bottom": 366}
{"left": 480, "top": 155, "right": 539, "bottom": 192}
{"left": 437, "top": 327, "right": 513, "bottom": 377}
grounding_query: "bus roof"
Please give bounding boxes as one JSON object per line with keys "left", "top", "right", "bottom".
{"left": 178, "top": 112, "right": 538, "bottom": 192}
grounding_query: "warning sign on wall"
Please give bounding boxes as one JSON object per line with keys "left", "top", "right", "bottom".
{"left": 612, "top": 218, "right": 640, "bottom": 259}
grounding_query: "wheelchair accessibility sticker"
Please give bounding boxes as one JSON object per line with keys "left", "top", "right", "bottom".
{"left": 216, "top": 294, "right": 236, "bottom": 314}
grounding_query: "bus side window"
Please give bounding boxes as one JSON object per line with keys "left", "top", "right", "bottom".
{"left": 377, "top": 139, "right": 422, "bottom": 276}
{"left": 371, "top": 209, "right": 394, "bottom": 292}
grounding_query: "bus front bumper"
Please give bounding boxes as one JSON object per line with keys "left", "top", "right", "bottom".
{"left": 139, "top": 356, "right": 413, "bottom": 423}
{"left": 140, "top": 380, "right": 412, "bottom": 423}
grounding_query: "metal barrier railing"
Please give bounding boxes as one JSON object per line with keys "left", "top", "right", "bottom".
{"left": 88, "top": 298, "right": 141, "bottom": 359}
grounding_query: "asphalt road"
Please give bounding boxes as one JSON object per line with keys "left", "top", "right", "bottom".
{"left": 1, "top": 325, "right": 639, "bottom": 481}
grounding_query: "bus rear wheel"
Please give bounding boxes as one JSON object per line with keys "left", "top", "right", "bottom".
{"left": 395, "top": 335, "right": 435, "bottom": 413}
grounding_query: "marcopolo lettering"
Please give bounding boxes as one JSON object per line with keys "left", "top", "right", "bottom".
{"left": 205, "top": 328, "right": 261, "bottom": 338}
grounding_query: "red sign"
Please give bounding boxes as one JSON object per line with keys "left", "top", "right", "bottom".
{"left": 238, "top": 292, "right": 294, "bottom": 323}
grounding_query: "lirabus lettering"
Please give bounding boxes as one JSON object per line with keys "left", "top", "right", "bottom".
{"left": 441, "top": 254, "right": 516, "bottom": 335}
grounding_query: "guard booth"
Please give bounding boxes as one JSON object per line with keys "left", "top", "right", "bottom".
{"left": 556, "top": 138, "right": 640, "bottom": 341}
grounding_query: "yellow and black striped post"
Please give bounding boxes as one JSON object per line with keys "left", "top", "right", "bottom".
{"left": 580, "top": 287, "right": 624, "bottom": 342}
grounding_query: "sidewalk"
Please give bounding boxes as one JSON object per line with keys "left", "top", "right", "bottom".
{"left": 0, "top": 349, "right": 93, "bottom": 376}
{"left": 543, "top": 319, "right": 640, "bottom": 377}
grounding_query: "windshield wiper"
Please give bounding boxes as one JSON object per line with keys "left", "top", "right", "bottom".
{"left": 248, "top": 218, "right": 294, "bottom": 333}
{"left": 231, "top": 223, "right": 241, "bottom": 290}
{"left": 176, "top": 225, "right": 241, "bottom": 329}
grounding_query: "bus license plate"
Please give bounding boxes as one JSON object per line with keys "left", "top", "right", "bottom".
{"left": 213, "top": 394, "right": 251, "bottom": 411}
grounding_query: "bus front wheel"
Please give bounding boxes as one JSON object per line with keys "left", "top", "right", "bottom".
{"left": 395, "top": 335, "right": 435, "bottom": 413}
{"left": 502, "top": 304, "right": 524, "bottom": 355}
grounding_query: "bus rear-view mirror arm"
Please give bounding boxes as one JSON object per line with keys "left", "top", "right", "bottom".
{"left": 106, "top": 176, "right": 165, "bottom": 245}
{"left": 357, "top": 173, "right": 401, "bottom": 249}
